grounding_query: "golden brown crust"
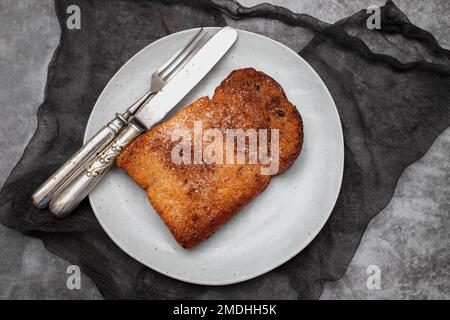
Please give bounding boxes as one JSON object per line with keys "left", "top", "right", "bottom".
{"left": 213, "top": 68, "right": 303, "bottom": 173}
{"left": 117, "top": 68, "right": 303, "bottom": 248}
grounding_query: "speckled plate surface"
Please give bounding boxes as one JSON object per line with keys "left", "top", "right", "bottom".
{"left": 85, "top": 27, "right": 344, "bottom": 285}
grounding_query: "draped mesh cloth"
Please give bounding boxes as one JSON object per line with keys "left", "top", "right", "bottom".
{"left": 1, "top": 0, "right": 449, "bottom": 299}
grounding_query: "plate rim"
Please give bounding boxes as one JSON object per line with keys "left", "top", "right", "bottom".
{"left": 85, "top": 27, "right": 344, "bottom": 286}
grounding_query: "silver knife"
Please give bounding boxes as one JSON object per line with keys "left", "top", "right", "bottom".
{"left": 32, "top": 28, "right": 206, "bottom": 209}
{"left": 49, "top": 27, "right": 238, "bottom": 217}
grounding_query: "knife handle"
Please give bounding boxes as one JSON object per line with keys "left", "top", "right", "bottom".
{"left": 31, "top": 115, "right": 128, "bottom": 209}
{"left": 49, "top": 122, "right": 144, "bottom": 217}
{"left": 32, "top": 90, "right": 155, "bottom": 209}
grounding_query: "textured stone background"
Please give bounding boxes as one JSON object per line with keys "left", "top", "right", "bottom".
{"left": 0, "top": 0, "right": 448, "bottom": 299}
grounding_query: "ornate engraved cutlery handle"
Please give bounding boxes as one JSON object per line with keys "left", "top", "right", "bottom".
{"left": 32, "top": 90, "right": 155, "bottom": 209}
{"left": 31, "top": 115, "right": 128, "bottom": 209}
{"left": 49, "top": 122, "right": 144, "bottom": 218}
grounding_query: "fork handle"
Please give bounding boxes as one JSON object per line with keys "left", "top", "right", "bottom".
{"left": 31, "top": 115, "right": 128, "bottom": 209}
{"left": 32, "top": 91, "right": 155, "bottom": 209}
{"left": 49, "top": 122, "right": 144, "bottom": 217}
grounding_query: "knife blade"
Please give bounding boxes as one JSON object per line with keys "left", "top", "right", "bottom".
{"left": 48, "top": 27, "right": 238, "bottom": 217}
{"left": 133, "top": 26, "right": 237, "bottom": 130}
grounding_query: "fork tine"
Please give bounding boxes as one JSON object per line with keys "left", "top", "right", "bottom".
{"left": 160, "top": 32, "right": 209, "bottom": 82}
{"left": 158, "top": 30, "right": 207, "bottom": 81}
{"left": 156, "top": 28, "right": 203, "bottom": 75}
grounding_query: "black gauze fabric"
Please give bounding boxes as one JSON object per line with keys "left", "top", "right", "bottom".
{"left": 1, "top": 0, "right": 449, "bottom": 299}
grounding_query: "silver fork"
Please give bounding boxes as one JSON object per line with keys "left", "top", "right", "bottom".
{"left": 32, "top": 28, "right": 207, "bottom": 209}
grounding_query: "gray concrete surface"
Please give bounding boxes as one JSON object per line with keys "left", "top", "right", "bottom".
{"left": 0, "top": 0, "right": 101, "bottom": 300}
{"left": 0, "top": 0, "right": 448, "bottom": 299}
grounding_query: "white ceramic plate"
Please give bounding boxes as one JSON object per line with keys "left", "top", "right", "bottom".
{"left": 86, "top": 27, "right": 344, "bottom": 285}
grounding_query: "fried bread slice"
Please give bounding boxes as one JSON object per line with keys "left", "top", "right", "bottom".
{"left": 117, "top": 68, "right": 303, "bottom": 248}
